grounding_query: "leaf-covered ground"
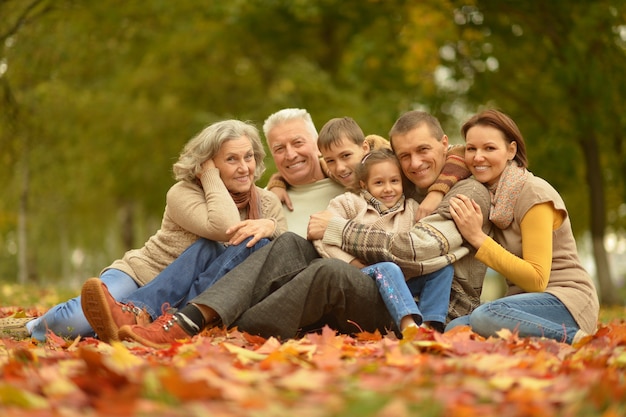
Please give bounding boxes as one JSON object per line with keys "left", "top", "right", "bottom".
{"left": 1, "top": 284, "right": 625, "bottom": 417}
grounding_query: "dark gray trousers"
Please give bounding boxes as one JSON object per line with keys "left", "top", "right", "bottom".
{"left": 190, "top": 232, "right": 396, "bottom": 339}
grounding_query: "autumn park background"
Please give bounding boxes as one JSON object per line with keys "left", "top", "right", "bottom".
{"left": 1, "top": 1, "right": 626, "bottom": 416}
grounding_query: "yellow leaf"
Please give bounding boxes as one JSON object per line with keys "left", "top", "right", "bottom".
{"left": 102, "top": 341, "right": 144, "bottom": 374}
{"left": 610, "top": 348, "right": 626, "bottom": 368}
{"left": 0, "top": 382, "right": 48, "bottom": 408}
{"left": 489, "top": 375, "right": 552, "bottom": 391}
{"left": 276, "top": 368, "right": 328, "bottom": 391}
{"left": 223, "top": 342, "right": 267, "bottom": 364}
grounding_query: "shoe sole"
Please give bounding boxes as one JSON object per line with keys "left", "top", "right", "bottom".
{"left": 0, "top": 317, "right": 34, "bottom": 339}
{"left": 118, "top": 325, "right": 171, "bottom": 349}
{"left": 81, "top": 278, "right": 120, "bottom": 343}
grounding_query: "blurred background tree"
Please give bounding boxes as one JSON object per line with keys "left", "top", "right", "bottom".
{"left": 1, "top": 0, "right": 624, "bottom": 304}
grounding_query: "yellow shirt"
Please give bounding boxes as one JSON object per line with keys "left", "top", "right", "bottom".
{"left": 475, "top": 202, "right": 563, "bottom": 293}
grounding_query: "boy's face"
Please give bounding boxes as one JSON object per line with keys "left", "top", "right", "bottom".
{"left": 320, "top": 136, "right": 370, "bottom": 188}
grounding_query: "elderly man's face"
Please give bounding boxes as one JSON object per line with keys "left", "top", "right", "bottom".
{"left": 268, "top": 118, "right": 323, "bottom": 186}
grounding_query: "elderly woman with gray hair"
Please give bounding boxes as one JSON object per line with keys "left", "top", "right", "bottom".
{"left": 4, "top": 120, "right": 287, "bottom": 342}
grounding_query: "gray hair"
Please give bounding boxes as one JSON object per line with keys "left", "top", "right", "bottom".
{"left": 173, "top": 120, "right": 266, "bottom": 182}
{"left": 262, "top": 108, "right": 318, "bottom": 142}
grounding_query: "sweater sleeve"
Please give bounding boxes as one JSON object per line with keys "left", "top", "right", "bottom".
{"left": 475, "top": 202, "right": 556, "bottom": 292}
{"left": 323, "top": 179, "right": 491, "bottom": 277}
{"left": 165, "top": 168, "right": 241, "bottom": 242}
{"left": 258, "top": 187, "right": 289, "bottom": 239}
{"left": 428, "top": 145, "right": 471, "bottom": 195}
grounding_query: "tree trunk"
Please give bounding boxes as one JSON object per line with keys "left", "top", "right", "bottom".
{"left": 119, "top": 201, "right": 135, "bottom": 251}
{"left": 18, "top": 147, "right": 29, "bottom": 285}
{"left": 581, "top": 134, "right": 620, "bottom": 305}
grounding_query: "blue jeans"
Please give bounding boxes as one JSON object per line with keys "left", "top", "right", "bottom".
{"left": 122, "top": 237, "right": 269, "bottom": 319}
{"left": 26, "top": 269, "right": 139, "bottom": 341}
{"left": 361, "top": 262, "right": 454, "bottom": 329}
{"left": 445, "top": 292, "right": 580, "bottom": 344}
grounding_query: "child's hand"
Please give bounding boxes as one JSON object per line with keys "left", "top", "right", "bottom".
{"left": 415, "top": 191, "right": 443, "bottom": 220}
{"left": 267, "top": 173, "right": 293, "bottom": 211}
{"left": 349, "top": 258, "right": 367, "bottom": 269}
{"left": 271, "top": 187, "right": 293, "bottom": 211}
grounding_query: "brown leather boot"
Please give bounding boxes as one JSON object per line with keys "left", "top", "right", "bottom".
{"left": 81, "top": 277, "right": 151, "bottom": 343}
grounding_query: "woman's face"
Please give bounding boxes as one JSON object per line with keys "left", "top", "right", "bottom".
{"left": 360, "top": 160, "right": 404, "bottom": 209}
{"left": 213, "top": 136, "right": 256, "bottom": 193}
{"left": 464, "top": 125, "right": 517, "bottom": 186}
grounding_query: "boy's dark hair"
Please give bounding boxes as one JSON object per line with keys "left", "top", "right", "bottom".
{"left": 318, "top": 117, "right": 365, "bottom": 151}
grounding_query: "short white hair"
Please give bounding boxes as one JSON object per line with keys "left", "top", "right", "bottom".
{"left": 262, "top": 108, "right": 318, "bottom": 141}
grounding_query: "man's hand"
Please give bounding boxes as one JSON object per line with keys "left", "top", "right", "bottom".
{"left": 307, "top": 210, "right": 333, "bottom": 240}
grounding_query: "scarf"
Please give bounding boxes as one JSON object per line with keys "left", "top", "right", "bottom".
{"left": 361, "top": 189, "right": 405, "bottom": 216}
{"left": 488, "top": 160, "right": 528, "bottom": 229}
{"left": 230, "top": 186, "right": 261, "bottom": 220}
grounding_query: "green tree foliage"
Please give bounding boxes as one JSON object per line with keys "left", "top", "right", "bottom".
{"left": 0, "top": 0, "right": 623, "bottom": 305}
{"left": 0, "top": 0, "right": 446, "bottom": 283}
{"left": 439, "top": 0, "right": 626, "bottom": 303}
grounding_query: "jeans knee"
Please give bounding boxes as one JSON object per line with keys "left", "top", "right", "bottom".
{"left": 469, "top": 302, "right": 507, "bottom": 335}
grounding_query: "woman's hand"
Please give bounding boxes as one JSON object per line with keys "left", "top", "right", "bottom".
{"left": 227, "top": 219, "right": 276, "bottom": 247}
{"left": 449, "top": 194, "right": 488, "bottom": 249}
{"left": 197, "top": 159, "right": 216, "bottom": 179}
{"left": 307, "top": 210, "right": 333, "bottom": 240}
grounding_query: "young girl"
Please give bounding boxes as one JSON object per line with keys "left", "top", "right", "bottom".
{"left": 314, "top": 148, "right": 454, "bottom": 332}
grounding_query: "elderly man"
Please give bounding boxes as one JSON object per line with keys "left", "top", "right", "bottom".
{"left": 79, "top": 109, "right": 343, "bottom": 342}
{"left": 262, "top": 108, "right": 344, "bottom": 237}
{"left": 118, "top": 110, "right": 492, "bottom": 348}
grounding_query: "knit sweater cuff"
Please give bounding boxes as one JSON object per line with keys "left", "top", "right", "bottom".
{"left": 322, "top": 217, "right": 350, "bottom": 247}
{"left": 428, "top": 154, "right": 470, "bottom": 194}
{"left": 199, "top": 168, "right": 223, "bottom": 189}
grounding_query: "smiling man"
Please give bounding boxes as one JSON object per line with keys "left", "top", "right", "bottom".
{"left": 116, "top": 111, "right": 494, "bottom": 349}
{"left": 263, "top": 108, "right": 344, "bottom": 237}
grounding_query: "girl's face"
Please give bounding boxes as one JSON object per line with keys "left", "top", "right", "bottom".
{"left": 213, "top": 136, "right": 256, "bottom": 194}
{"left": 360, "top": 160, "right": 404, "bottom": 209}
{"left": 464, "top": 125, "right": 517, "bottom": 186}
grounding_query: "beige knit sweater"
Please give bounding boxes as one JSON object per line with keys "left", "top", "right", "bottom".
{"left": 323, "top": 178, "right": 492, "bottom": 321}
{"left": 486, "top": 173, "right": 599, "bottom": 334}
{"left": 314, "top": 191, "right": 420, "bottom": 278}
{"left": 104, "top": 168, "right": 287, "bottom": 286}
